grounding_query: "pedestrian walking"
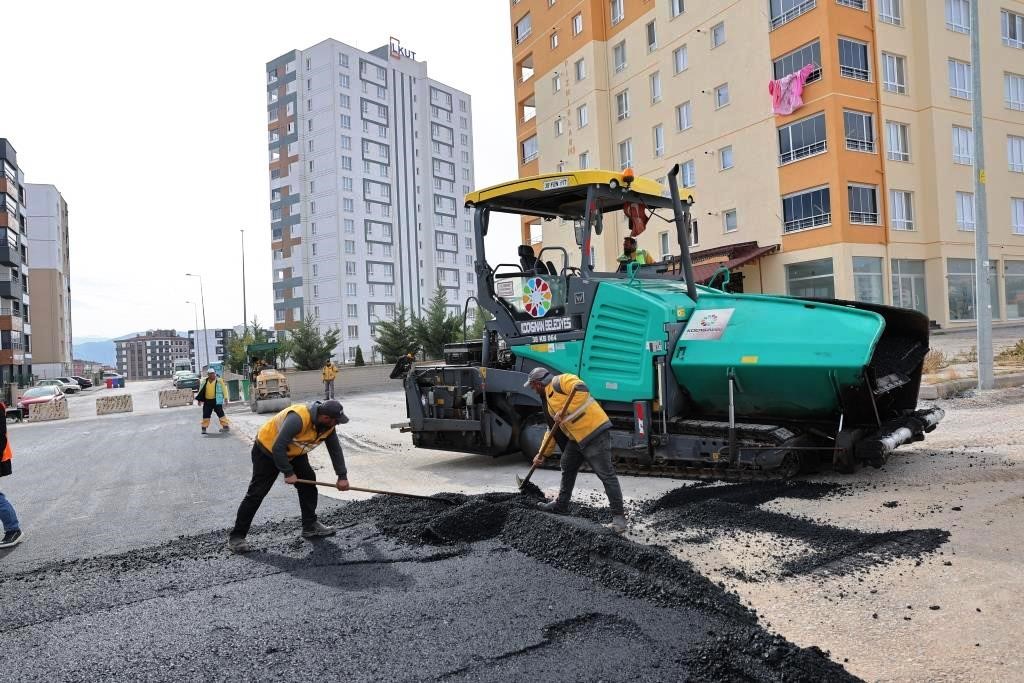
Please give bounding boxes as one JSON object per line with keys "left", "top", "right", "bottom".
{"left": 322, "top": 361, "right": 337, "bottom": 400}
{"left": 525, "top": 368, "right": 628, "bottom": 534}
{"left": 228, "top": 399, "right": 350, "bottom": 553}
{"left": 195, "top": 368, "right": 231, "bottom": 434}
{"left": 0, "top": 401, "right": 24, "bottom": 549}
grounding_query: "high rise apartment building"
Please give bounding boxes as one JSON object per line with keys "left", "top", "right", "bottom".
{"left": 0, "top": 140, "right": 31, "bottom": 384}
{"left": 509, "top": 0, "right": 1024, "bottom": 328}
{"left": 266, "top": 38, "right": 476, "bottom": 362}
{"left": 115, "top": 330, "right": 192, "bottom": 379}
{"left": 26, "top": 183, "right": 72, "bottom": 378}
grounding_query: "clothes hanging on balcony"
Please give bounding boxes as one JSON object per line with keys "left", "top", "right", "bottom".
{"left": 768, "top": 64, "right": 817, "bottom": 116}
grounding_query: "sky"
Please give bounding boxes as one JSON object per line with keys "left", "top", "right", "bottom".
{"left": 0, "top": 0, "right": 521, "bottom": 340}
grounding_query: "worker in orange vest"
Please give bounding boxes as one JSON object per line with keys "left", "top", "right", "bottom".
{"left": 0, "top": 401, "right": 23, "bottom": 549}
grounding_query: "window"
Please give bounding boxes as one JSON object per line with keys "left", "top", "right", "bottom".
{"left": 778, "top": 112, "right": 827, "bottom": 164}
{"left": 343, "top": 198, "right": 354, "bottom": 212}
{"left": 577, "top": 104, "right": 589, "bottom": 128}
{"left": 572, "top": 12, "right": 583, "bottom": 35}
{"left": 848, "top": 184, "right": 879, "bottom": 224}
{"left": 615, "top": 90, "right": 630, "bottom": 120}
{"left": 672, "top": 45, "right": 688, "bottom": 74}
{"left": 671, "top": 0, "right": 685, "bottom": 18}
{"left": 653, "top": 125, "right": 665, "bottom": 157}
{"left": 782, "top": 186, "right": 831, "bottom": 231}
{"left": 719, "top": 146, "right": 734, "bottom": 170}
{"left": 345, "top": 261, "right": 357, "bottom": 275}
{"left": 347, "top": 304, "right": 358, "bottom": 317}
{"left": 579, "top": 151, "right": 591, "bottom": 169}
{"left": 342, "top": 177, "right": 353, "bottom": 191}
{"left": 552, "top": 72, "right": 561, "bottom": 92}
{"left": 948, "top": 258, "right": 999, "bottom": 320}
{"left": 610, "top": 0, "right": 624, "bottom": 25}
{"left": 618, "top": 138, "right": 633, "bottom": 169}
{"left": 312, "top": 263, "right": 319, "bottom": 276}
{"left": 711, "top": 22, "right": 725, "bottom": 48}
{"left": 839, "top": 38, "right": 870, "bottom": 80}
{"left": 945, "top": 0, "right": 970, "bottom": 33}
{"left": 554, "top": 118, "right": 564, "bottom": 136}
{"left": 676, "top": 101, "right": 692, "bottom": 130}
{"left": 773, "top": 41, "right": 821, "bottom": 82}
{"left": 853, "top": 257, "right": 884, "bottom": 304}
{"left": 1006, "top": 73, "right": 1024, "bottom": 111}
{"left": 770, "top": 0, "right": 816, "bottom": 29}
{"left": 1004, "top": 9, "right": 1024, "bottom": 48}
{"left": 515, "top": 13, "right": 532, "bottom": 44}
{"left": 882, "top": 53, "right": 907, "bottom": 94}
{"left": 890, "top": 190, "right": 914, "bottom": 230}
{"left": 574, "top": 58, "right": 586, "bottom": 81}
{"left": 786, "top": 258, "right": 835, "bottom": 298}
{"left": 346, "top": 283, "right": 357, "bottom": 296}
{"left": 952, "top": 126, "right": 973, "bottom": 165}
{"left": 681, "top": 159, "right": 696, "bottom": 187}
{"left": 613, "top": 41, "right": 627, "bottom": 72}
{"left": 341, "top": 156, "right": 352, "bottom": 170}
{"left": 345, "top": 240, "right": 356, "bottom": 254}
{"left": 646, "top": 21, "right": 658, "bottom": 51}
{"left": 956, "top": 191, "right": 976, "bottom": 231}
{"left": 892, "top": 259, "right": 928, "bottom": 315}
{"left": 650, "top": 71, "right": 662, "bottom": 103}
{"left": 1012, "top": 197, "right": 1024, "bottom": 235}
{"left": 521, "top": 135, "right": 538, "bottom": 163}
{"left": 1009, "top": 135, "right": 1024, "bottom": 173}
{"left": 844, "top": 110, "right": 875, "bottom": 152}
{"left": 723, "top": 209, "right": 737, "bottom": 232}
{"left": 714, "top": 83, "right": 730, "bottom": 108}
{"left": 344, "top": 219, "right": 354, "bottom": 233}
{"left": 347, "top": 325, "right": 359, "bottom": 339}
{"left": 1007, "top": 261, "right": 1024, "bottom": 319}
{"left": 948, "top": 59, "right": 972, "bottom": 99}
{"left": 311, "top": 242, "right": 318, "bottom": 256}
{"left": 659, "top": 231, "right": 671, "bottom": 259}
{"left": 879, "top": 0, "right": 902, "bottom": 25}
{"left": 886, "top": 121, "right": 910, "bottom": 161}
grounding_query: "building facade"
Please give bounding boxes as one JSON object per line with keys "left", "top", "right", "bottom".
{"left": 187, "top": 328, "right": 235, "bottom": 372}
{"left": 509, "top": 0, "right": 1024, "bottom": 328}
{"left": 115, "top": 330, "right": 192, "bottom": 379}
{"left": 0, "top": 139, "right": 31, "bottom": 385}
{"left": 266, "top": 38, "right": 477, "bottom": 363}
{"left": 26, "top": 183, "right": 71, "bottom": 378}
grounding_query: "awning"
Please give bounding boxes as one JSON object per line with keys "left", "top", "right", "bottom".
{"left": 687, "top": 242, "right": 779, "bottom": 284}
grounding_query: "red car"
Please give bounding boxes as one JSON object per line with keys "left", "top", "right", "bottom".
{"left": 17, "top": 385, "right": 65, "bottom": 418}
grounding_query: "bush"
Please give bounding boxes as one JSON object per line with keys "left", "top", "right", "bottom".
{"left": 922, "top": 349, "right": 949, "bottom": 374}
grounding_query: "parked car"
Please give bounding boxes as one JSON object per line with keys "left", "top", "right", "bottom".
{"left": 56, "top": 377, "right": 84, "bottom": 391}
{"left": 36, "top": 378, "right": 79, "bottom": 394}
{"left": 172, "top": 370, "right": 192, "bottom": 384}
{"left": 70, "top": 375, "right": 93, "bottom": 389}
{"left": 101, "top": 371, "right": 122, "bottom": 380}
{"left": 175, "top": 372, "right": 200, "bottom": 390}
{"left": 17, "top": 385, "right": 65, "bottom": 417}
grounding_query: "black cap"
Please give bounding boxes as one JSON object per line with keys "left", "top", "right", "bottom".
{"left": 318, "top": 400, "right": 349, "bottom": 424}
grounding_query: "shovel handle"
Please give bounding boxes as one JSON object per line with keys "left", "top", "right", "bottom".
{"left": 291, "top": 479, "right": 452, "bottom": 504}
{"left": 519, "top": 385, "right": 579, "bottom": 489}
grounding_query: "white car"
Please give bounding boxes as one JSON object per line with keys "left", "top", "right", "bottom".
{"left": 36, "top": 378, "right": 79, "bottom": 394}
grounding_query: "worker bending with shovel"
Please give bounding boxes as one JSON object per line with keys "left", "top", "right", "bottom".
{"left": 228, "top": 399, "right": 350, "bottom": 553}
{"left": 525, "top": 367, "right": 627, "bottom": 534}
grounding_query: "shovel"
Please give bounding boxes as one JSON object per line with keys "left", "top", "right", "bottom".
{"left": 292, "top": 479, "right": 458, "bottom": 505}
{"left": 516, "top": 386, "right": 578, "bottom": 491}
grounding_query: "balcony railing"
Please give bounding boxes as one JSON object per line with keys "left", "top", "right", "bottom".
{"left": 779, "top": 140, "right": 827, "bottom": 165}
{"left": 846, "top": 138, "right": 875, "bottom": 153}
{"left": 784, "top": 212, "right": 831, "bottom": 232}
{"left": 849, "top": 211, "right": 878, "bottom": 224}
{"left": 840, "top": 65, "right": 870, "bottom": 80}
{"left": 770, "top": 0, "right": 815, "bottom": 30}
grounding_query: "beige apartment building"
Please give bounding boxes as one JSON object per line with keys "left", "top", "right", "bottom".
{"left": 509, "top": 0, "right": 1024, "bottom": 328}
{"left": 26, "top": 183, "right": 72, "bottom": 378}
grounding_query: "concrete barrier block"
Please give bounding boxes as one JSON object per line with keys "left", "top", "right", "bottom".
{"left": 159, "top": 389, "right": 195, "bottom": 408}
{"left": 28, "top": 398, "right": 69, "bottom": 422}
{"left": 96, "top": 394, "right": 134, "bottom": 416}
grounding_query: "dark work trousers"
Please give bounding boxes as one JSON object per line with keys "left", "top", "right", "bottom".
{"left": 555, "top": 430, "right": 624, "bottom": 515}
{"left": 201, "top": 402, "right": 227, "bottom": 425}
{"left": 231, "top": 443, "right": 318, "bottom": 538}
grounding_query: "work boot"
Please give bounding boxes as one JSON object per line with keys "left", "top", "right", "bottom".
{"left": 202, "top": 426, "right": 207, "bottom": 434}
{"left": 536, "top": 499, "right": 569, "bottom": 515}
{"left": 227, "top": 535, "right": 250, "bottom": 554}
{"left": 604, "top": 515, "right": 628, "bottom": 535}
{"left": 220, "top": 424, "right": 230, "bottom": 433}
{"left": 302, "top": 521, "right": 336, "bottom": 538}
{"left": 0, "top": 529, "right": 24, "bottom": 549}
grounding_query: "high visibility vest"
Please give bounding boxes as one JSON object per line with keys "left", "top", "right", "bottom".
{"left": 322, "top": 365, "right": 337, "bottom": 381}
{"left": 619, "top": 249, "right": 653, "bottom": 265}
{"left": 1, "top": 438, "right": 11, "bottom": 477}
{"left": 257, "top": 404, "right": 335, "bottom": 459}
{"left": 544, "top": 373, "right": 611, "bottom": 447}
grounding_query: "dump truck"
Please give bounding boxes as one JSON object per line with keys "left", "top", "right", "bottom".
{"left": 390, "top": 167, "right": 944, "bottom": 478}
{"left": 247, "top": 342, "right": 291, "bottom": 414}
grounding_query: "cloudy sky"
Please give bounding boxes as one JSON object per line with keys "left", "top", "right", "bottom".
{"left": 0, "top": 0, "right": 520, "bottom": 339}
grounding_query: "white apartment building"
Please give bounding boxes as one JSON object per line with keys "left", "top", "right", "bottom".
{"left": 25, "top": 183, "right": 71, "bottom": 378}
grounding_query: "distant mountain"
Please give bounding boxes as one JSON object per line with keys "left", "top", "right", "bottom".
{"left": 73, "top": 339, "right": 115, "bottom": 366}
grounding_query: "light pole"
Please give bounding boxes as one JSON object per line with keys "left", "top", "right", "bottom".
{"left": 969, "top": 0, "right": 993, "bottom": 390}
{"left": 186, "top": 273, "right": 212, "bottom": 372}
{"left": 186, "top": 300, "right": 202, "bottom": 371}
{"left": 240, "top": 229, "right": 248, "bottom": 334}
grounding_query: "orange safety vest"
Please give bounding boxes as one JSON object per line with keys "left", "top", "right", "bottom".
{"left": 257, "top": 404, "right": 336, "bottom": 459}
{"left": 1, "top": 437, "right": 11, "bottom": 477}
{"left": 544, "top": 373, "right": 612, "bottom": 447}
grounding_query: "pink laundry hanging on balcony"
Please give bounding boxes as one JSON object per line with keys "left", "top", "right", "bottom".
{"left": 768, "top": 64, "right": 817, "bottom": 116}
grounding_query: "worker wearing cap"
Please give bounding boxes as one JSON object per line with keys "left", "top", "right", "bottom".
{"left": 195, "top": 368, "right": 230, "bottom": 434}
{"left": 616, "top": 236, "right": 654, "bottom": 271}
{"left": 321, "top": 361, "right": 338, "bottom": 400}
{"left": 524, "top": 367, "right": 627, "bottom": 534}
{"left": 228, "top": 400, "right": 351, "bottom": 553}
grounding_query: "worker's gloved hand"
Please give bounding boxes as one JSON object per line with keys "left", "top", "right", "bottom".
{"left": 283, "top": 473, "right": 298, "bottom": 485}
{"left": 532, "top": 454, "right": 544, "bottom": 468}
{"left": 336, "top": 478, "right": 350, "bottom": 491}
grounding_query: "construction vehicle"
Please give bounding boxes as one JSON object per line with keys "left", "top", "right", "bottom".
{"left": 247, "top": 342, "right": 291, "bottom": 414}
{"left": 389, "top": 167, "right": 944, "bottom": 478}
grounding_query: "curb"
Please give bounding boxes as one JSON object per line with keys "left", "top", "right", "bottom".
{"left": 920, "top": 371, "right": 1024, "bottom": 400}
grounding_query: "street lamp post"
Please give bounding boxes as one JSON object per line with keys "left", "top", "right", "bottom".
{"left": 241, "top": 229, "right": 248, "bottom": 334}
{"left": 186, "top": 300, "right": 202, "bottom": 371}
{"left": 185, "top": 273, "right": 212, "bottom": 372}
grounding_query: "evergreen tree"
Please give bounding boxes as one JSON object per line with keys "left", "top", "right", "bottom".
{"left": 289, "top": 314, "right": 341, "bottom": 370}
{"left": 373, "top": 305, "right": 417, "bottom": 363}
{"left": 467, "top": 306, "right": 493, "bottom": 340}
{"left": 354, "top": 345, "right": 365, "bottom": 367}
{"left": 412, "top": 286, "right": 463, "bottom": 360}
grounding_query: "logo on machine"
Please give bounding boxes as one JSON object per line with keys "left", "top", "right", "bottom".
{"left": 681, "top": 308, "right": 735, "bottom": 341}
{"left": 522, "top": 277, "right": 553, "bottom": 318}
{"left": 574, "top": 292, "right": 585, "bottom": 305}
{"left": 519, "top": 316, "right": 574, "bottom": 335}
{"left": 699, "top": 313, "right": 719, "bottom": 327}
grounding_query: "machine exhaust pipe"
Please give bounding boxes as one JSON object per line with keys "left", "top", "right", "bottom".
{"left": 858, "top": 407, "right": 945, "bottom": 467}
{"left": 667, "top": 165, "right": 698, "bottom": 302}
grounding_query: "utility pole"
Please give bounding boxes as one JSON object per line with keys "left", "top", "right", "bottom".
{"left": 241, "top": 228, "right": 248, "bottom": 334}
{"left": 186, "top": 300, "right": 201, "bottom": 371}
{"left": 970, "top": 0, "right": 994, "bottom": 390}
{"left": 186, "top": 273, "right": 212, "bottom": 372}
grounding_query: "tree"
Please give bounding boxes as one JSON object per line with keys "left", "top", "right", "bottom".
{"left": 226, "top": 317, "right": 278, "bottom": 374}
{"left": 412, "top": 286, "right": 463, "bottom": 360}
{"left": 354, "top": 345, "right": 365, "bottom": 367}
{"left": 373, "top": 305, "right": 418, "bottom": 363}
{"left": 467, "top": 306, "right": 494, "bottom": 340}
{"left": 289, "top": 313, "right": 341, "bottom": 370}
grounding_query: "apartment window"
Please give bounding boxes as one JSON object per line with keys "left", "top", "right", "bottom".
{"left": 879, "top": 0, "right": 902, "bottom": 25}
{"left": 945, "top": 0, "right": 970, "bottom": 33}
{"left": 342, "top": 177, "right": 353, "bottom": 192}
{"left": 345, "top": 239, "right": 356, "bottom": 254}
{"left": 770, "top": 0, "right": 816, "bottom": 30}
{"left": 948, "top": 258, "right": 999, "bottom": 320}
{"left": 948, "top": 59, "right": 972, "bottom": 99}
{"left": 646, "top": 21, "right": 658, "bottom": 51}
{"left": 1012, "top": 197, "right": 1024, "bottom": 235}
{"left": 515, "top": 13, "right": 532, "bottom": 44}
{"left": 1003, "top": 9, "right": 1024, "bottom": 48}
{"left": 618, "top": 138, "right": 633, "bottom": 169}
{"left": 554, "top": 118, "right": 564, "bottom": 136}
{"left": 579, "top": 151, "right": 591, "bottom": 169}
{"left": 340, "top": 73, "right": 350, "bottom": 88}
{"left": 347, "top": 304, "right": 358, "bottom": 318}
{"left": 346, "top": 282, "right": 356, "bottom": 296}
{"left": 653, "top": 125, "right": 665, "bottom": 157}
{"left": 778, "top": 112, "right": 827, "bottom": 164}
{"left": 886, "top": 121, "right": 910, "bottom": 161}
{"left": 782, "top": 186, "right": 831, "bottom": 231}
{"left": 521, "top": 135, "right": 538, "bottom": 163}
{"left": 613, "top": 41, "right": 627, "bottom": 72}
{"left": 844, "top": 110, "right": 875, "bottom": 152}
{"left": 577, "top": 104, "right": 589, "bottom": 128}
{"left": 312, "top": 263, "right": 319, "bottom": 276}
{"left": 610, "top": 0, "right": 624, "bottom": 25}
{"left": 952, "top": 126, "right": 973, "bottom": 165}
{"left": 773, "top": 41, "right": 821, "bottom": 82}
{"left": 956, "top": 191, "right": 976, "bottom": 231}
{"left": 1009, "top": 135, "right": 1024, "bottom": 173}
{"left": 1006, "top": 73, "right": 1024, "bottom": 111}
{"left": 786, "top": 258, "right": 835, "bottom": 298}
{"left": 343, "top": 198, "right": 354, "bottom": 212}
{"left": 615, "top": 90, "right": 630, "bottom": 120}
{"left": 657, "top": 232, "right": 670, "bottom": 260}
{"left": 890, "top": 190, "right": 914, "bottom": 230}
{"left": 670, "top": 0, "right": 685, "bottom": 18}
{"left": 676, "top": 101, "right": 692, "bottom": 130}
{"left": 575, "top": 58, "right": 586, "bottom": 81}
{"left": 649, "top": 71, "right": 662, "bottom": 103}
{"left": 552, "top": 72, "right": 561, "bottom": 92}
{"left": 344, "top": 218, "right": 354, "bottom": 233}
{"left": 673, "top": 45, "right": 688, "bottom": 74}
{"left": 572, "top": 12, "right": 583, "bottom": 35}
{"left": 723, "top": 209, "right": 737, "bottom": 233}
{"left": 345, "top": 261, "right": 357, "bottom": 275}
{"left": 837, "top": 39, "right": 870, "bottom": 82}
{"left": 550, "top": 31, "right": 559, "bottom": 50}
{"left": 710, "top": 22, "right": 725, "bottom": 48}
{"left": 848, "top": 184, "right": 879, "bottom": 224}
{"left": 682, "top": 159, "right": 696, "bottom": 187}
{"left": 892, "top": 259, "right": 928, "bottom": 315}
{"left": 719, "top": 146, "right": 734, "bottom": 170}
{"left": 714, "top": 83, "right": 730, "bottom": 108}
{"left": 1007, "top": 261, "right": 1024, "bottom": 319}
{"left": 852, "top": 257, "right": 884, "bottom": 304}
{"left": 882, "top": 53, "right": 907, "bottom": 94}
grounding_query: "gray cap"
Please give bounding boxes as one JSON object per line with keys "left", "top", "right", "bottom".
{"left": 318, "top": 399, "right": 350, "bottom": 424}
{"left": 523, "top": 367, "right": 552, "bottom": 388}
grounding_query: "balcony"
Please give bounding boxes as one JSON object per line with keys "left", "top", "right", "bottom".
{"left": 770, "top": 0, "right": 816, "bottom": 30}
{"left": 0, "top": 279, "right": 22, "bottom": 300}
{"left": 0, "top": 242, "right": 20, "bottom": 267}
